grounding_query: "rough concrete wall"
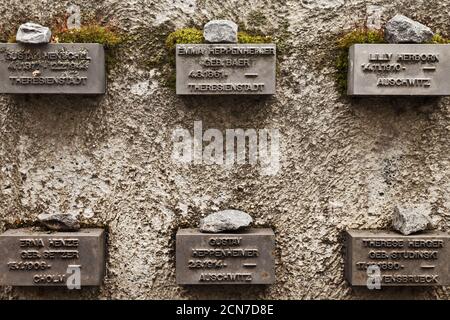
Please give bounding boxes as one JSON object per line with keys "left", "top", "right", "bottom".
{"left": 0, "top": 0, "right": 449, "bottom": 299}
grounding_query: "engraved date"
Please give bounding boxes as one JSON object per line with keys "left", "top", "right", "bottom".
{"left": 188, "top": 259, "right": 227, "bottom": 269}
{"left": 8, "top": 261, "right": 51, "bottom": 271}
{"left": 188, "top": 70, "right": 227, "bottom": 79}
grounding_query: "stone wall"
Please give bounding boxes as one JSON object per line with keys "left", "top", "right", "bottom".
{"left": 0, "top": 0, "right": 449, "bottom": 299}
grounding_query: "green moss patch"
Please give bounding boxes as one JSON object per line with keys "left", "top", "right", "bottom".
{"left": 53, "top": 25, "right": 124, "bottom": 48}
{"left": 430, "top": 34, "right": 450, "bottom": 44}
{"left": 335, "top": 28, "right": 385, "bottom": 94}
{"left": 165, "top": 28, "right": 204, "bottom": 51}
{"left": 238, "top": 32, "right": 272, "bottom": 44}
{"left": 53, "top": 25, "right": 125, "bottom": 71}
{"left": 165, "top": 28, "right": 272, "bottom": 50}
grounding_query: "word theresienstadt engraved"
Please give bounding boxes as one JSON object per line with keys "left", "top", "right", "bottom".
{"left": 176, "top": 228, "right": 275, "bottom": 284}
{"left": 345, "top": 230, "right": 450, "bottom": 286}
{"left": 0, "top": 43, "right": 105, "bottom": 94}
{"left": 0, "top": 228, "right": 105, "bottom": 286}
{"left": 176, "top": 44, "right": 276, "bottom": 95}
{"left": 348, "top": 44, "right": 450, "bottom": 96}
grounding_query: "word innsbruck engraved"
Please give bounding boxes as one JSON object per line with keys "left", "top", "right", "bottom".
{"left": 176, "top": 44, "right": 276, "bottom": 95}
{"left": 348, "top": 44, "right": 450, "bottom": 96}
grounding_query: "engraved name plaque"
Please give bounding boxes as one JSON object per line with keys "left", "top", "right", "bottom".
{"left": 0, "top": 228, "right": 105, "bottom": 286}
{"left": 176, "top": 44, "right": 276, "bottom": 95}
{"left": 348, "top": 44, "right": 450, "bottom": 96}
{"left": 345, "top": 230, "right": 450, "bottom": 286}
{"left": 0, "top": 43, "right": 105, "bottom": 94}
{"left": 176, "top": 228, "right": 275, "bottom": 284}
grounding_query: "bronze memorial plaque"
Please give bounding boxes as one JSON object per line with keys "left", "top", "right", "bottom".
{"left": 0, "top": 43, "right": 105, "bottom": 94}
{"left": 176, "top": 228, "right": 275, "bottom": 285}
{"left": 176, "top": 44, "right": 276, "bottom": 95}
{"left": 345, "top": 230, "right": 450, "bottom": 286}
{"left": 0, "top": 228, "right": 105, "bottom": 286}
{"left": 348, "top": 44, "right": 450, "bottom": 96}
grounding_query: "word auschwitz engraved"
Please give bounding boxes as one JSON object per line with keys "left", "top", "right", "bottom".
{"left": 348, "top": 44, "right": 450, "bottom": 96}
{"left": 345, "top": 230, "right": 450, "bottom": 286}
{"left": 176, "top": 44, "right": 276, "bottom": 95}
{"left": 0, "top": 229, "right": 105, "bottom": 286}
{"left": 0, "top": 43, "right": 105, "bottom": 94}
{"left": 176, "top": 229, "right": 275, "bottom": 284}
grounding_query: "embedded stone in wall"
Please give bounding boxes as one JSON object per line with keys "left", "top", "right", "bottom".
{"left": 199, "top": 210, "right": 253, "bottom": 233}
{"left": 384, "top": 15, "right": 434, "bottom": 44}
{"left": 16, "top": 22, "right": 52, "bottom": 44}
{"left": 0, "top": 228, "right": 105, "bottom": 286}
{"left": 0, "top": 43, "right": 106, "bottom": 94}
{"left": 204, "top": 20, "right": 238, "bottom": 43}
{"left": 348, "top": 44, "right": 450, "bottom": 96}
{"left": 176, "top": 228, "right": 275, "bottom": 284}
{"left": 176, "top": 44, "right": 276, "bottom": 95}
{"left": 345, "top": 230, "right": 450, "bottom": 286}
{"left": 392, "top": 204, "right": 434, "bottom": 235}
{"left": 38, "top": 213, "right": 81, "bottom": 231}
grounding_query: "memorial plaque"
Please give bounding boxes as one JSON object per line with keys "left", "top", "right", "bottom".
{"left": 345, "top": 230, "right": 450, "bottom": 286}
{"left": 0, "top": 228, "right": 105, "bottom": 286}
{"left": 348, "top": 44, "right": 450, "bottom": 96}
{"left": 176, "top": 228, "right": 275, "bottom": 284}
{"left": 176, "top": 44, "right": 276, "bottom": 95}
{"left": 0, "top": 43, "right": 105, "bottom": 94}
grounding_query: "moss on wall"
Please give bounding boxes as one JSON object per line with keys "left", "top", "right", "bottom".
{"left": 335, "top": 28, "right": 385, "bottom": 94}
{"left": 165, "top": 28, "right": 204, "bottom": 51}
{"left": 430, "top": 34, "right": 450, "bottom": 44}
{"left": 53, "top": 25, "right": 125, "bottom": 71}
{"left": 53, "top": 25, "right": 123, "bottom": 47}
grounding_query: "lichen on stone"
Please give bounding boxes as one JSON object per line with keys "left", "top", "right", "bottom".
{"left": 335, "top": 28, "right": 385, "bottom": 94}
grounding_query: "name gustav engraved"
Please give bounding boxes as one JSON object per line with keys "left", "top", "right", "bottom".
{"left": 345, "top": 230, "right": 450, "bottom": 286}
{"left": 0, "top": 43, "right": 105, "bottom": 94}
{"left": 176, "top": 229, "right": 275, "bottom": 285}
{"left": 348, "top": 44, "right": 450, "bottom": 96}
{"left": 176, "top": 44, "right": 276, "bottom": 95}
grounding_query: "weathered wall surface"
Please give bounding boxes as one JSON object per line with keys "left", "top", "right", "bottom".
{"left": 0, "top": 0, "right": 449, "bottom": 299}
